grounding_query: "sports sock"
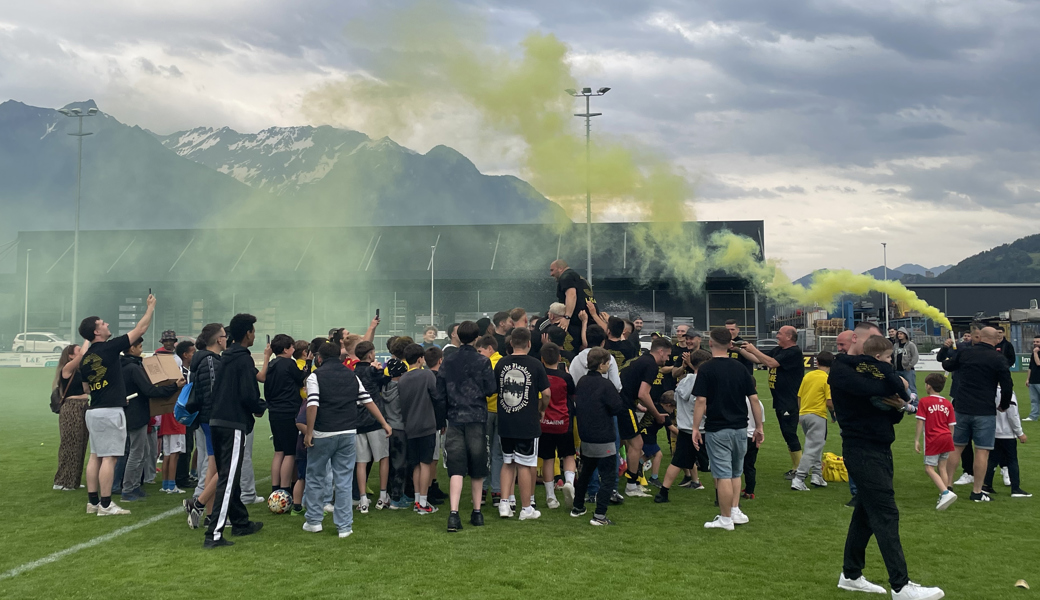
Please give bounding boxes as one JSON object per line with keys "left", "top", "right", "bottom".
{"left": 360, "top": 494, "right": 368, "bottom": 505}
{"left": 419, "top": 495, "right": 428, "bottom": 508}
{"left": 380, "top": 490, "right": 389, "bottom": 503}
{"left": 530, "top": 495, "right": 535, "bottom": 505}
{"left": 508, "top": 495, "right": 516, "bottom": 505}
{"left": 272, "top": 485, "right": 278, "bottom": 494}
{"left": 564, "top": 470, "right": 575, "bottom": 485}
{"left": 521, "top": 505, "right": 534, "bottom": 514}
{"left": 543, "top": 482, "right": 556, "bottom": 498}
{"left": 292, "top": 503, "right": 302, "bottom": 511}
{"left": 192, "top": 498, "right": 205, "bottom": 510}
{"left": 88, "top": 492, "right": 100, "bottom": 505}
{"left": 100, "top": 496, "right": 112, "bottom": 508}
{"left": 414, "top": 493, "right": 420, "bottom": 504}
{"left": 626, "top": 470, "right": 639, "bottom": 484}
{"left": 659, "top": 486, "right": 669, "bottom": 497}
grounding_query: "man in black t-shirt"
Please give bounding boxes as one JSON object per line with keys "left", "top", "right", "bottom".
{"left": 725, "top": 319, "right": 755, "bottom": 375}
{"left": 692, "top": 328, "right": 763, "bottom": 530}
{"left": 618, "top": 338, "right": 671, "bottom": 497}
{"left": 550, "top": 259, "right": 593, "bottom": 352}
{"left": 1028, "top": 335, "right": 1040, "bottom": 421}
{"left": 495, "top": 327, "right": 551, "bottom": 521}
{"left": 65, "top": 293, "right": 157, "bottom": 517}
{"left": 744, "top": 325, "right": 805, "bottom": 478}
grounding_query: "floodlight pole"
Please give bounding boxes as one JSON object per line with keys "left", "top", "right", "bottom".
{"left": 568, "top": 87, "right": 609, "bottom": 285}
{"left": 882, "top": 242, "right": 889, "bottom": 332}
{"left": 60, "top": 107, "right": 96, "bottom": 341}
{"left": 23, "top": 249, "right": 31, "bottom": 337}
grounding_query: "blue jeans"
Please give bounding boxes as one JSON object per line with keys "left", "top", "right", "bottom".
{"left": 305, "top": 434, "right": 356, "bottom": 534}
{"left": 588, "top": 417, "right": 621, "bottom": 498}
{"left": 894, "top": 370, "right": 916, "bottom": 396}
{"left": 1028, "top": 384, "right": 1040, "bottom": 420}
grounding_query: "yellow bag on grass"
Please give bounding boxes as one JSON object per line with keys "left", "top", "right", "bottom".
{"left": 822, "top": 452, "right": 848, "bottom": 482}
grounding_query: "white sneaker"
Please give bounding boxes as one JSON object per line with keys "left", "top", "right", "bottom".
{"left": 953, "top": 473, "right": 973, "bottom": 486}
{"left": 498, "top": 501, "right": 514, "bottom": 519}
{"left": 86, "top": 502, "right": 99, "bottom": 515}
{"left": 97, "top": 502, "right": 131, "bottom": 516}
{"left": 518, "top": 508, "right": 541, "bottom": 521}
{"left": 936, "top": 491, "right": 957, "bottom": 511}
{"left": 302, "top": 522, "right": 323, "bottom": 533}
{"left": 731, "top": 508, "right": 749, "bottom": 525}
{"left": 54, "top": 484, "right": 64, "bottom": 490}
{"left": 546, "top": 496, "right": 560, "bottom": 509}
{"left": 891, "top": 581, "right": 944, "bottom": 600}
{"left": 703, "top": 516, "right": 734, "bottom": 531}
{"left": 562, "top": 482, "right": 575, "bottom": 508}
{"left": 1002, "top": 467, "right": 1011, "bottom": 487}
{"left": 338, "top": 530, "right": 353, "bottom": 539}
{"left": 323, "top": 503, "right": 335, "bottom": 513}
{"left": 625, "top": 484, "right": 650, "bottom": 498}
{"left": 250, "top": 495, "right": 265, "bottom": 504}
{"left": 358, "top": 500, "right": 370, "bottom": 514}
{"left": 791, "top": 478, "right": 810, "bottom": 492}
{"left": 166, "top": 486, "right": 186, "bottom": 494}
{"left": 811, "top": 474, "right": 829, "bottom": 487}
{"left": 837, "top": 573, "right": 887, "bottom": 594}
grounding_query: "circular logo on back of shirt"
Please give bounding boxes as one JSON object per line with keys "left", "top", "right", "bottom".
{"left": 500, "top": 365, "right": 532, "bottom": 412}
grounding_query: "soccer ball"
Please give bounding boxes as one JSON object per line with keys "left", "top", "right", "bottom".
{"left": 268, "top": 490, "right": 291, "bottom": 514}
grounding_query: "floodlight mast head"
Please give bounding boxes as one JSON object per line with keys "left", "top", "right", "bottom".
{"left": 597, "top": 87, "right": 611, "bottom": 94}
{"left": 87, "top": 108, "right": 98, "bottom": 115}
{"left": 565, "top": 88, "right": 577, "bottom": 96}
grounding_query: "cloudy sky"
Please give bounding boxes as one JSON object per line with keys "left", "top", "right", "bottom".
{"left": 3, "top": 0, "right": 1039, "bottom": 278}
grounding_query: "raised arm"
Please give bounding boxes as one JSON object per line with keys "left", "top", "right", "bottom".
{"left": 363, "top": 316, "right": 380, "bottom": 343}
{"left": 62, "top": 340, "right": 90, "bottom": 379}
{"left": 127, "top": 294, "right": 156, "bottom": 347}
{"left": 743, "top": 344, "right": 777, "bottom": 368}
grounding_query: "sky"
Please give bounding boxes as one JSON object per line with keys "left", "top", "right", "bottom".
{"left": 3, "top": 0, "right": 1039, "bottom": 279}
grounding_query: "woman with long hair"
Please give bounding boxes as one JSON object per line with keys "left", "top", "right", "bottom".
{"left": 54, "top": 344, "right": 90, "bottom": 490}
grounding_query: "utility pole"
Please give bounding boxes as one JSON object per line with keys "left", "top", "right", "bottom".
{"left": 882, "top": 242, "right": 889, "bottom": 332}
{"left": 58, "top": 106, "right": 97, "bottom": 341}
{"left": 566, "top": 87, "right": 610, "bottom": 284}
{"left": 23, "top": 249, "right": 31, "bottom": 337}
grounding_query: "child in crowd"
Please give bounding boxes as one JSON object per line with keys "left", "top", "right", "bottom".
{"left": 398, "top": 343, "right": 441, "bottom": 514}
{"left": 538, "top": 343, "right": 576, "bottom": 509}
{"left": 654, "top": 349, "right": 711, "bottom": 503}
{"left": 159, "top": 412, "right": 187, "bottom": 494}
{"left": 638, "top": 393, "right": 677, "bottom": 488}
{"left": 791, "top": 352, "right": 833, "bottom": 491}
{"left": 354, "top": 341, "right": 392, "bottom": 513}
{"left": 292, "top": 402, "right": 308, "bottom": 515}
{"left": 915, "top": 373, "right": 958, "bottom": 510}
{"left": 982, "top": 387, "right": 1030, "bottom": 498}
{"left": 424, "top": 346, "right": 448, "bottom": 506}
{"left": 570, "top": 348, "right": 626, "bottom": 525}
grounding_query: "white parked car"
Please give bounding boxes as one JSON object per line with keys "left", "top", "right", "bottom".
{"left": 12, "top": 332, "right": 72, "bottom": 353}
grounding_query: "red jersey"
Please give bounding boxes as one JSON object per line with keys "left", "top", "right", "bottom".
{"left": 916, "top": 395, "right": 955, "bottom": 455}
{"left": 158, "top": 413, "right": 186, "bottom": 436}
{"left": 540, "top": 367, "right": 575, "bottom": 434}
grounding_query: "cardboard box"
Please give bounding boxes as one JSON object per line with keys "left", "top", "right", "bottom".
{"left": 142, "top": 354, "right": 182, "bottom": 417}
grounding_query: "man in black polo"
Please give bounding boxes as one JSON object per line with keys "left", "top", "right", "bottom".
{"left": 550, "top": 259, "right": 593, "bottom": 352}
{"left": 744, "top": 325, "right": 804, "bottom": 478}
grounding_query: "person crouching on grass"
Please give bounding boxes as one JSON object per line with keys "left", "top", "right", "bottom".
{"left": 569, "top": 347, "right": 626, "bottom": 525}
{"left": 914, "top": 373, "right": 958, "bottom": 510}
{"left": 302, "top": 342, "right": 391, "bottom": 539}
{"left": 693, "top": 328, "right": 764, "bottom": 531}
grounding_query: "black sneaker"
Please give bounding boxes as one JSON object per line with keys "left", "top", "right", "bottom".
{"left": 609, "top": 491, "right": 625, "bottom": 505}
{"left": 470, "top": 510, "right": 484, "bottom": 526}
{"left": 981, "top": 485, "right": 997, "bottom": 495}
{"left": 590, "top": 516, "right": 614, "bottom": 526}
{"left": 1011, "top": 489, "right": 1032, "bottom": 498}
{"left": 845, "top": 496, "right": 858, "bottom": 508}
{"left": 447, "top": 511, "right": 462, "bottom": 533}
{"left": 677, "top": 476, "right": 694, "bottom": 488}
{"left": 203, "top": 538, "right": 234, "bottom": 549}
{"left": 570, "top": 506, "right": 587, "bottom": 517}
{"left": 783, "top": 470, "right": 796, "bottom": 480}
{"left": 969, "top": 492, "right": 992, "bottom": 502}
{"left": 231, "top": 521, "right": 264, "bottom": 536}
{"left": 429, "top": 495, "right": 445, "bottom": 506}
{"left": 648, "top": 478, "right": 663, "bottom": 488}
{"left": 653, "top": 492, "right": 669, "bottom": 504}
{"left": 203, "top": 515, "right": 212, "bottom": 527}
{"left": 689, "top": 481, "right": 705, "bottom": 491}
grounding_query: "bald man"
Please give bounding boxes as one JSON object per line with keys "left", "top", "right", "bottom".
{"left": 941, "top": 326, "right": 1014, "bottom": 502}
{"left": 549, "top": 260, "right": 594, "bottom": 353}
{"left": 744, "top": 325, "right": 805, "bottom": 477}
{"left": 836, "top": 330, "right": 855, "bottom": 354}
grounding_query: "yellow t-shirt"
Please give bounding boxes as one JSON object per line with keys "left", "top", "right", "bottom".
{"left": 486, "top": 352, "right": 502, "bottom": 413}
{"left": 798, "top": 368, "right": 830, "bottom": 419}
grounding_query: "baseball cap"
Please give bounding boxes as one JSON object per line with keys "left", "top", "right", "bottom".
{"left": 160, "top": 330, "right": 177, "bottom": 342}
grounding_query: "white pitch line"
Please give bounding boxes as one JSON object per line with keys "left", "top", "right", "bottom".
{"left": 1, "top": 477, "right": 271, "bottom": 581}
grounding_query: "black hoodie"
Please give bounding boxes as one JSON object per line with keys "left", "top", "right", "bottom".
{"left": 941, "top": 342, "right": 1013, "bottom": 415}
{"left": 829, "top": 354, "right": 909, "bottom": 447}
{"left": 209, "top": 344, "right": 265, "bottom": 432}
{"left": 187, "top": 348, "right": 222, "bottom": 424}
{"left": 121, "top": 355, "right": 180, "bottom": 431}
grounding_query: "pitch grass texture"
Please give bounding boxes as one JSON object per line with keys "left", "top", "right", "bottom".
{"left": 0, "top": 368, "right": 1036, "bottom": 599}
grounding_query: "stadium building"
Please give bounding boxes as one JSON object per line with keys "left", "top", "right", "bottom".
{"left": 3, "top": 221, "right": 767, "bottom": 349}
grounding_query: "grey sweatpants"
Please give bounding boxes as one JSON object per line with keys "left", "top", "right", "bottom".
{"left": 239, "top": 430, "right": 258, "bottom": 503}
{"left": 143, "top": 425, "right": 158, "bottom": 483}
{"left": 122, "top": 425, "right": 149, "bottom": 493}
{"left": 795, "top": 413, "right": 827, "bottom": 480}
{"left": 194, "top": 427, "right": 210, "bottom": 497}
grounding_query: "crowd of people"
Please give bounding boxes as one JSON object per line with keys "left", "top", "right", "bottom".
{"left": 46, "top": 258, "right": 1039, "bottom": 600}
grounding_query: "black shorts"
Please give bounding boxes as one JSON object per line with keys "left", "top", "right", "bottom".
{"left": 500, "top": 437, "right": 539, "bottom": 467}
{"left": 671, "top": 431, "right": 697, "bottom": 470}
{"left": 406, "top": 433, "right": 437, "bottom": 466}
{"left": 776, "top": 408, "right": 801, "bottom": 452}
{"left": 444, "top": 422, "right": 489, "bottom": 478}
{"left": 538, "top": 431, "right": 576, "bottom": 460}
{"left": 270, "top": 416, "right": 298, "bottom": 456}
{"left": 617, "top": 408, "right": 640, "bottom": 441}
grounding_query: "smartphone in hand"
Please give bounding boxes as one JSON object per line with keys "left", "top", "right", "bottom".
{"left": 376, "top": 308, "right": 380, "bottom": 319}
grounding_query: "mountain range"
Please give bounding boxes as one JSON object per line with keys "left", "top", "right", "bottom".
{"left": 0, "top": 99, "right": 566, "bottom": 268}
{"left": 794, "top": 263, "right": 952, "bottom": 287}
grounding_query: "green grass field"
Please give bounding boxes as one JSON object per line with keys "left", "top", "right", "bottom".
{"left": 0, "top": 368, "right": 1036, "bottom": 599}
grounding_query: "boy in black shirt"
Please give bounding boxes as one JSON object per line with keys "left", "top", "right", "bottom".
{"left": 68, "top": 293, "right": 157, "bottom": 517}
{"left": 604, "top": 316, "right": 637, "bottom": 367}
{"left": 618, "top": 337, "right": 671, "bottom": 497}
{"left": 264, "top": 334, "right": 307, "bottom": 496}
{"left": 693, "top": 328, "right": 763, "bottom": 531}
{"left": 495, "top": 328, "right": 551, "bottom": 521}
